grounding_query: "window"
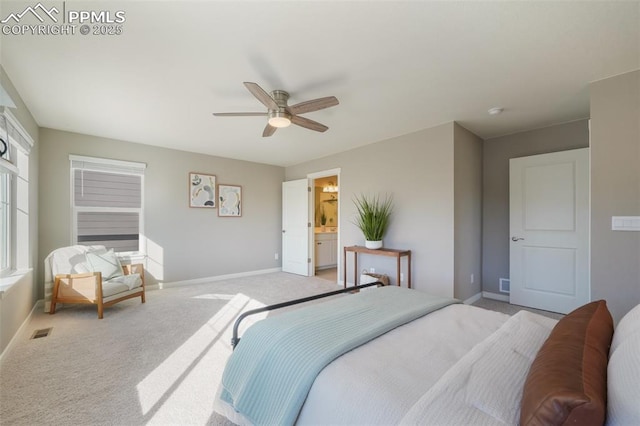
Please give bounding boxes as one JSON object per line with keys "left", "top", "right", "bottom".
{"left": 0, "top": 110, "right": 33, "bottom": 276}
{"left": 0, "top": 154, "right": 11, "bottom": 274}
{"left": 70, "top": 156, "right": 146, "bottom": 254}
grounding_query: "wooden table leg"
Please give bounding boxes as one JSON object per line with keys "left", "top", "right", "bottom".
{"left": 343, "top": 247, "right": 347, "bottom": 289}
{"left": 354, "top": 252, "right": 358, "bottom": 287}
{"left": 408, "top": 252, "right": 412, "bottom": 289}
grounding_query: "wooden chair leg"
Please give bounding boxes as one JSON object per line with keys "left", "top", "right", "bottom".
{"left": 49, "top": 282, "right": 59, "bottom": 315}
{"left": 141, "top": 292, "right": 146, "bottom": 303}
{"left": 97, "top": 299, "right": 104, "bottom": 319}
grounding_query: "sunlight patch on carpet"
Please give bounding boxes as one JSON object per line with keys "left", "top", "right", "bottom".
{"left": 136, "top": 293, "right": 267, "bottom": 422}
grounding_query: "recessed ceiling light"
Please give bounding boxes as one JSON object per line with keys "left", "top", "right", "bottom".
{"left": 488, "top": 107, "right": 504, "bottom": 116}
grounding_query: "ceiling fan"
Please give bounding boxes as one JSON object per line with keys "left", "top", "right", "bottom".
{"left": 213, "top": 82, "right": 339, "bottom": 137}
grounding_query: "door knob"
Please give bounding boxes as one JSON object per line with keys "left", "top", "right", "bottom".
{"left": 511, "top": 236, "right": 524, "bottom": 241}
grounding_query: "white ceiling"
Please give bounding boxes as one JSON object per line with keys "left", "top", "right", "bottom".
{"left": 2, "top": 1, "right": 639, "bottom": 167}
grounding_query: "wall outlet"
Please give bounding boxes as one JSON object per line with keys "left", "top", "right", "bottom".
{"left": 369, "top": 267, "right": 375, "bottom": 273}
{"left": 400, "top": 273, "right": 404, "bottom": 282}
{"left": 275, "top": 253, "right": 279, "bottom": 260}
{"left": 470, "top": 273, "right": 474, "bottom": 284}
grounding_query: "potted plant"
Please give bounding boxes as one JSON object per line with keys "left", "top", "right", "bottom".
{"left": 353, "top": 193, "right": 393, "bottom": 249}
{"left": 320, "top": 206, "right": 327, "bottom": 231}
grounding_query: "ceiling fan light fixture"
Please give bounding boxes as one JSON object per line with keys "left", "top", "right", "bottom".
{"left": 268, "top": 111, "right": 291, "bottom": 128}
{"left": 214, "top": 82, "right": 338, "bottom": 136}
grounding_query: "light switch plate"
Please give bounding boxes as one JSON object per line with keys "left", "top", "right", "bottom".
{"left": 611, "top": 216, "right": 640, "bottom": 231}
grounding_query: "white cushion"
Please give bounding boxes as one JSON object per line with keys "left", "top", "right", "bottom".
{"left": 101, "top": 280, "right": 131, "bottom": 298}
{"left": 106, "top": 273, "right": 142, "bottom": 291}
{"left": 607, "top": 332, "right": 640, "bottom": 425}
{"left": 102, "top": 274, "right": 142, "bottom": 297}
{"left": 71, "top": 247, "right": 106, "bottom": 274}
{"left": 49, "top": 245, "right": 106, "bottom": 276}
{"left": 86, "top": 249, "right": 124, "bottom": 280}
{"left": 610, "top": 303, "right": 640, "bottom": 355}
{"left": 70, "top": 261, "right": 92, "bottom": 274}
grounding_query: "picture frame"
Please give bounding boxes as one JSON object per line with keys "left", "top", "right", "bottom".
{"left": 189, "top": 172, "right": 216, "bottom": 208}
{"left": 218, "top": 184, "right": 242, "bottom": 217}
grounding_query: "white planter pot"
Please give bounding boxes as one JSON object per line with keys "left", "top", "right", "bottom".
{"left": 365, "top": 240, "right": 383, "bottom": 249}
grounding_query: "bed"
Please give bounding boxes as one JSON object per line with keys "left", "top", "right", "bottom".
{"left": 215, "top": 285, "right": 640, "bottom": 426}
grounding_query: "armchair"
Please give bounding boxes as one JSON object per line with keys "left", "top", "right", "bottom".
{"left": 46, "top": 245, "right": 145, "bottom": 319}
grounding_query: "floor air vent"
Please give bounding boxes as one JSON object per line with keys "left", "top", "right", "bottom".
{"left": 30, "top": 328, "right": 52, "bottom": 339}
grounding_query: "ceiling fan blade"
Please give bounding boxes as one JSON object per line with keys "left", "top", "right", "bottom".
{"left": 291, "top": 115, "right": 329, "bottom": 133}
{"left": 212, "top": 112, "right": 268, "bottom": 117}
{"left": 288, "top": 96, "right": 339, "bottom": 115}
{"left": 262, "top": 123, "right": 277, "bottom": 137}
{"left": 244, "top": 82, "right": 279, "bottom": 110}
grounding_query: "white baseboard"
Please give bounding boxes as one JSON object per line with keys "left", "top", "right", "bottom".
{"left": 147, "top": 267, "right": 283, "bottom": 290}
{"left": 463, "top": 292, "right": 482, "bottom": 305}
{"left": 0, "top": 299, "right": 43, "bottom": 362}
{"left": 482, "top": 291, "right": 510, "bottom": 302}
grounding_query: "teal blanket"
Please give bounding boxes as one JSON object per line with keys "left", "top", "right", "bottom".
{"left": 219, "top": 286, "right": 457, "bottom": 425}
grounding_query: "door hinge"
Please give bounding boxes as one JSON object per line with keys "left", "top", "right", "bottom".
{"left": 308, "top": 258, "right": 311, "bottom": 263}
{"left": 308, "top": 222, "right": 311, "bottom": 228}
{"left": 308, "top": 186, "right": 311, "bottom": 192}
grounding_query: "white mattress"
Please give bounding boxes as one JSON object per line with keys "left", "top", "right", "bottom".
{"left": 296, "top": 303, "right": 511, "bottom": 425}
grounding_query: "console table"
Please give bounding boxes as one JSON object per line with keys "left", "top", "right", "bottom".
{"left": 343, "top": 245, "right": 412, "bottom": 289}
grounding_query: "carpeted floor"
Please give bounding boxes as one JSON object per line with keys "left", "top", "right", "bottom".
{"left": 0, "top": 272, "right": 343, "bottom": 426}
{"left": 471, "top": 297, "right": 564, "bottom": 320}
{"left": 0, "top": 272, "right": 561, "bottom": 425}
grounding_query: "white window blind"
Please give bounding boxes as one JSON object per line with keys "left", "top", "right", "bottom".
{"left": 70, "top": 155, "right": 146, "bottom": 253}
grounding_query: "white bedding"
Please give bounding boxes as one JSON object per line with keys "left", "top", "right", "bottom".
{"left": 399, "top": 310, "right": 556, "bottom": 425}
{"left": 296, "top": 303, "right": 513, "bottom": 425}
{"left": 217, "top": 297, "right": 639, "bottom": 426}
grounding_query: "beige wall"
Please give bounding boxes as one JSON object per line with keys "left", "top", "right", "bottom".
{"left": 454, "top": 124, "right": 483, "bottom": 301}
{"left": 482, "top": 120, "right": 590, "bottom": 294}
{"left": 38, "top": 128, "right": 285, "bottom": 292}
{"left": 287, "top": 123, "right": 457, "bottom": 298}
{"left": 0, "top": 67, "right": 39, "bottom": 355}
{"left": 590, "top": 70, "right": 640, "bottom": 322}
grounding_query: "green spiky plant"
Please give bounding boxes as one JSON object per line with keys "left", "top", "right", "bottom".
{"left": 352, "top": 194, "right": 393, "bottom": 241}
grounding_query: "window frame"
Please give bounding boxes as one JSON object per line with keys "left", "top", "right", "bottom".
{"left": 0, "top": 163, "right": 12, "bottom": 275}
{"left": 69, "top": 155, "right": 147, "bottom": 258}
{"left": 0, "top": 109, "right": 34, "bottom": 278}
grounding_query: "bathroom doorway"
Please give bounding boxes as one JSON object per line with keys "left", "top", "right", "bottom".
{"left": 309, "top": 171, "right": 340, "bottom": 283}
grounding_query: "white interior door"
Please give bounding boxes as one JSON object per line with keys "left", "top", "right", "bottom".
{"left": 509, "top": 148, "right": 589, "bottom": 314}
{"left": 282, "top": 179, "right": 311, "bottom": 276}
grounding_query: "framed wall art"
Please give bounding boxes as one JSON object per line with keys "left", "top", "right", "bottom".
{"left": 218, "top": 184, "right": 242, "bottom": 217}
{"left": 189, "top": 172, "right": 216, "bottom": 208}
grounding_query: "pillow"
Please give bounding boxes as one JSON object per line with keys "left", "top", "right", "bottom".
{"left": 520, "top": 300, "right": 614, "bottom": 426}
{"left": 610, "top": 303, "right": 640, "bottom": 356}
{"left": 86, "top": 249, "right": 124, "bottom": 281}
{"left": 607, "top": 332, "right": 640, "bottom": 425}
{"left": 71, "top": 261, "right": 92, "bottom": 274}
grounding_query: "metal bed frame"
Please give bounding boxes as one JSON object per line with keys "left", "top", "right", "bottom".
{"left": 231, "top": 282, "right": 383, "bottom": 349}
